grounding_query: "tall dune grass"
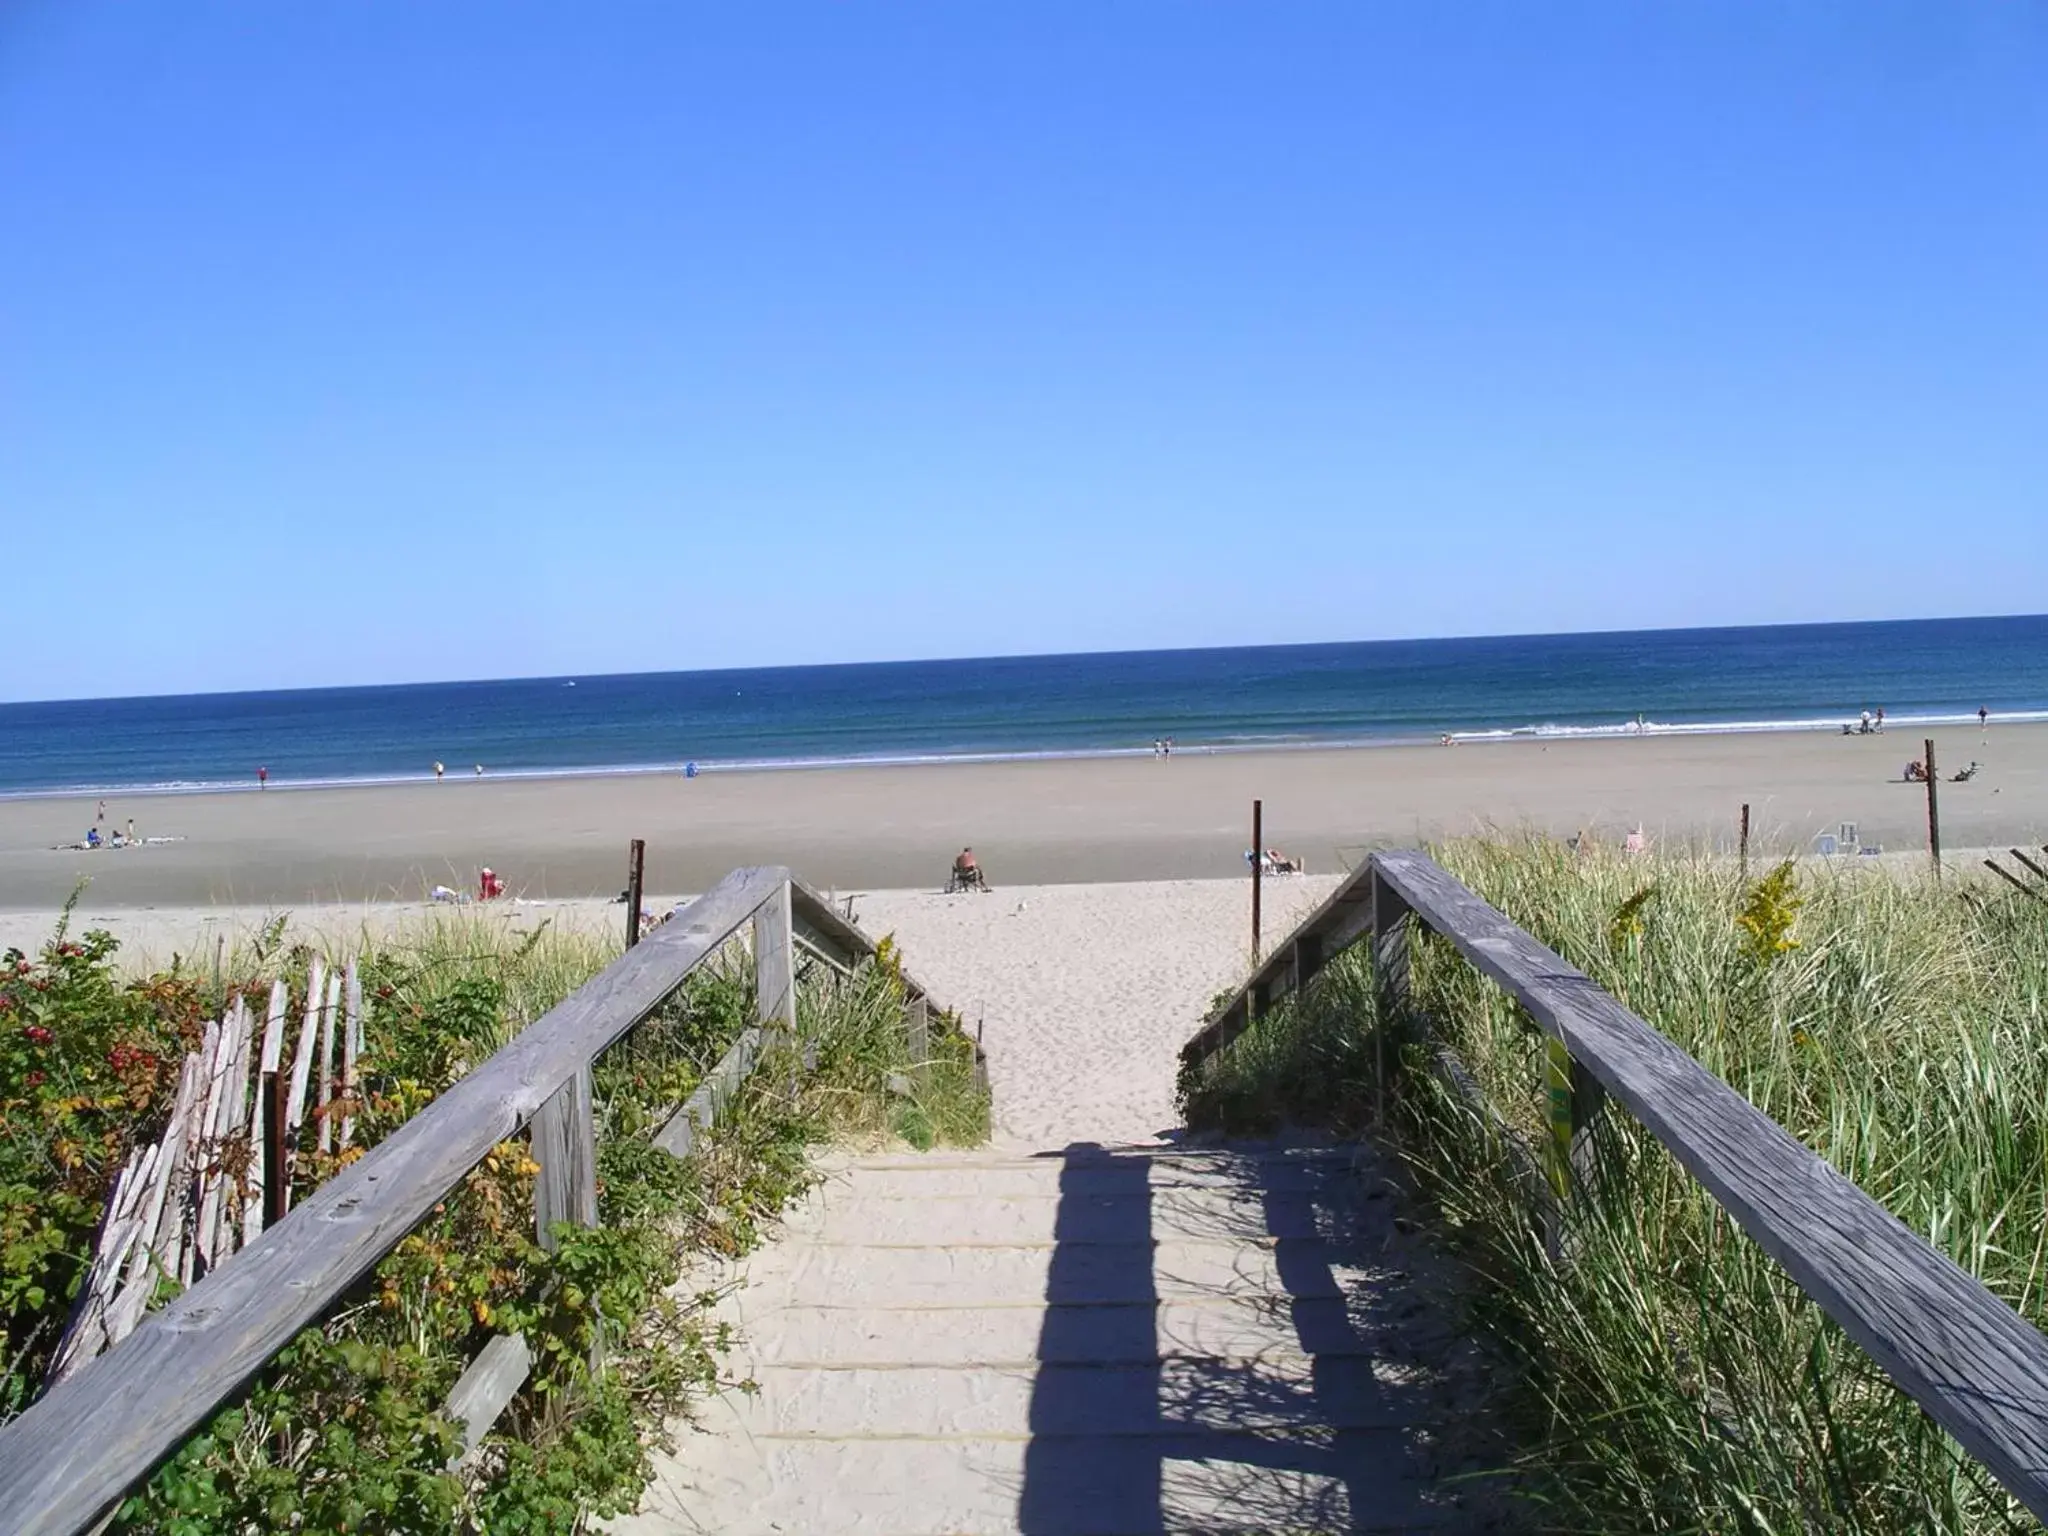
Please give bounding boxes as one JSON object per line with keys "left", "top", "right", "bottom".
{"left": 1184, "top": 837, "right": 2048, "bottom": 1533}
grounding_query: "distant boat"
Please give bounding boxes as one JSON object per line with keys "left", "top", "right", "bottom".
{"left": 563, "top": 681, "right": 576, "bottom": 688}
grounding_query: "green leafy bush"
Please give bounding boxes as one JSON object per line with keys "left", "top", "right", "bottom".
{"left": 2, "top": 916, "right": 199, "bottom": 1418}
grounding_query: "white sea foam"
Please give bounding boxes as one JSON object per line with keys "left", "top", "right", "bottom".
{"left": 1444, "top": 708, "right": 2048, "bottom": 744}
{"left": 5, "top": 709, "right": 2043, "bottom": 801}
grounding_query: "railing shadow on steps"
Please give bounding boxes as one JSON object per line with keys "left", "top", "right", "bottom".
{"left": 1015, "top": 1142, "right": 1444, "bottom": 1533}
{"left": 1180, "top": 846, "right": 2048, "bottom": 1524}
{"left": 0, "top": 866, "right": 986, "bottom": 1536}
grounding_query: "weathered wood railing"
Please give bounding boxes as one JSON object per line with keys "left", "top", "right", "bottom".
{"left": 0, "top": 866, "right": 975, "bottom": 1536}
{"left": 1183, "top": 847, "right": 2048, "bottom": 1522}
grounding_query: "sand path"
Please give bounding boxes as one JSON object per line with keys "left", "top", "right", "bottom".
{"left": 613, "top": 878, "right": 1507, "bottom": 1535}
{"left": 854, "top": 877, "right": 1340, "bottom": 1148}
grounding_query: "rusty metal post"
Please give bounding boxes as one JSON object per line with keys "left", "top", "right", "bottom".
{"left": 1924, "top": 740, "right": 1941, "bottom": 873}
{"left": 625, "top": 839, "right": 646, "bottom": 949}
{"left": 1250, "top": 799, "right": 1263, "bottom": 962}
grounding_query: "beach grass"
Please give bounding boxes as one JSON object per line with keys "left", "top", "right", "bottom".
{"left": 1182, "top": 836, "right": 2048, "bottom": 1534}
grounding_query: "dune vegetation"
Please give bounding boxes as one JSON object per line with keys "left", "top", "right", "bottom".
{"left": 1184, "top": 836, "right": 2048, "bottom": 1534}
{"left": 2, "top": 902, "right": 986, "bottom": 1532}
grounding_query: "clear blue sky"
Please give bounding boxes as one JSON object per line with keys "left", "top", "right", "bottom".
{"left": 4, "top": 3, "right": 2044, "bottom": 702}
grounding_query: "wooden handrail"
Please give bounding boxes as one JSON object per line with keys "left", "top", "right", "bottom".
{"left": 1184, "top": 847, "right": 2048, "bottom": 1521}
{"left": 788, "top": 877, "right": 990, "bottom": 1094}
{"left": 0, "top": 865, "right": 791, "bottom": 1536}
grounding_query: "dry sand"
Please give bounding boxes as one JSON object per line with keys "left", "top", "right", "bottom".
{"left": 859, "top": 877, "right": 1343, "bottom": 1147}
{"left": 2, "top": 723, "right": 2042, "bottom": 911}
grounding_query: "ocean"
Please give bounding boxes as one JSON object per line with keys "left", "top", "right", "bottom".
{"left": 2, "top": 616, "right": 2044, "bottom": 798}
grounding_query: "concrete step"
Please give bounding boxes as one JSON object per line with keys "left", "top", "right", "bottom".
{"left": 693, "top": 1357, "right": 1426, "bottom": 1440}
{"left": 606, "top": 1138, "right": 1480, "bottom": 1534}
{"left": 778, "top": 1187, "right": 1383, "bottom": 1248}
{"left": 614, "top": 1431, "right": 1453, "bottom": 1535}
{"left": 713, "top": 1295, "right": 1386, "bottom": 1369}
{"left": 721, "top": 1237, "right": 1367, "bottom": 1311}
{"left": 812, "top": 1147, "right": 1367, "bottom": 1199}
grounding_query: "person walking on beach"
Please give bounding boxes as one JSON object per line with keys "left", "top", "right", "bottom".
{"left": 257, "top": 765, "right": 268, "bottom": 790}
{"left": 96, "top": 799, "right": 106, "bottom": 824}
{"left": 1875, "top": 707, "right": 1885, "bottom": 732}
{"left": 434, "top": 761, "right": 445, "bottom": 782}
{"left": 1980, "top": 705, "right": 1990, "bottom": 730}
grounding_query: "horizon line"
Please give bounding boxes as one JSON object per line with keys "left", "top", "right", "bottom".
{"left": 5, "top": 609, "right": 2043, "bottom": 711}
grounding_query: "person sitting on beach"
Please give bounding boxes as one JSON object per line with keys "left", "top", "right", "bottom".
{"left": 1951, "top": 761, "right": 1981, "bottom": 783}
{"left": 1264, "top": 847, "right": 1302, "bottom": 874}
{"left": 950, "top": 848, "right": 988, "bottom": 892}
{"left": 478, "top": 867, "right": 505, "bottom": 900}
{"left": 1904, "top": 760, "right": 1927, "bottom": 782}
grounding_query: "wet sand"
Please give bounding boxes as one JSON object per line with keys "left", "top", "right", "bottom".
{"left": 1, "top": 724, "right": 2041, "bottom": 911}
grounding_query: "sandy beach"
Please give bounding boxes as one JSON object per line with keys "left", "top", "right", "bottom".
{"left": 1, "top": 724, "right": 2041, "bottom": 915}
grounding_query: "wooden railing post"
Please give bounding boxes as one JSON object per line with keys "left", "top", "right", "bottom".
{"left": 1924, "top": 738, "right": 1942, "bottom": 873}
{"left": 1569, "top": 1053, "right": 1606, "bottom": 1186}
{"left": 1292, "top": 932, "right": 1323, "bottom": 995}
{"left": 1542, "top": 1037, "right": 1609, "bottom": 1259}
{"left": 531, "top": 1063, "right": 597, "bottom": 1249}
{"left": 1370, "top": 868, "right": 1412, "bottom": 1127}
{"left": 906, "top": 994, "right": 929, "bottom": 1068}
{"left": 624, "top": 839, "right": 646, "bottom": 949}
{"left": 755, "top": 880, "right": 796, "bottom": 1035}
{"left": 1250, "top": 798, "right": 1264, "bottom": 960}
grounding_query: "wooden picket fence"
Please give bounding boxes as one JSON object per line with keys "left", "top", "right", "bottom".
{"left": 48, "top": 964, "right": 367, "bottom": 1385}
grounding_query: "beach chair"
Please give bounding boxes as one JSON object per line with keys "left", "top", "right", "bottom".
{"left": 947, "top": 863, "right": 988, "bottom": 894}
